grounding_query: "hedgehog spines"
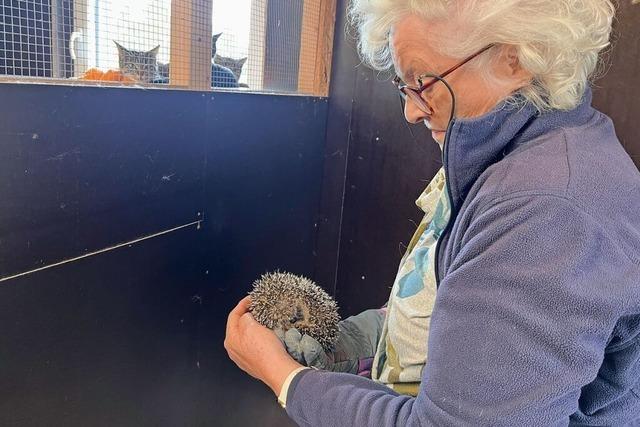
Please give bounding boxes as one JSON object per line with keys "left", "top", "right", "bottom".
{"left": 248, "top": 271, "right": 340, "bottom": 350}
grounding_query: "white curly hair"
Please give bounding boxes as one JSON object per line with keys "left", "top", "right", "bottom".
{"left": 349, "top": 0, "right": 615, "bottom": 112}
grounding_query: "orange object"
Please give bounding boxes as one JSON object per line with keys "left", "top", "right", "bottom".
{"left": 80, "top": 68, "right": 136, "bottom": 83}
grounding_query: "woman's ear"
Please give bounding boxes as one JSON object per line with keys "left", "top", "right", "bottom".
{"left": 497, "top": 45, "right": 533, "bottom": 87}
{"left": 504, "top": 45, "right": 520, "bottom": 74}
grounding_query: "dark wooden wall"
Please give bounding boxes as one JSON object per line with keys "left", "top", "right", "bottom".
{"left": 0, "top": 85, "right": 323, "bottom": 426}
{"left": 591, "top": 1, "right": 640, "bottom": 166}
{"left": 315, "top": 0, "right": 640, "bottom": 317}
{"left": 313, "top": 1, "right": 442, "bottom": 317}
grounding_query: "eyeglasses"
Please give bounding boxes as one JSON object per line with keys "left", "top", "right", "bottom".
{"left": 393, "top": 44, "right": 496, "bottom": 113}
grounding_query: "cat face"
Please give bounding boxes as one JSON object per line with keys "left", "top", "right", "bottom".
{"left": 214, "top": 56, "right": 247, "bottom": 80}
{"left": 114, "top": 42, "right": 160, "bottom": 83}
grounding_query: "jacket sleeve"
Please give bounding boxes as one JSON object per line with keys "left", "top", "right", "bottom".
{"left": 285, "top": 194, "right": 623, "bottom": 426}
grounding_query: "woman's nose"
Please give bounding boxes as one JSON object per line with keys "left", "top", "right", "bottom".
{"left": 404, "top": 98, "right": 429, "bottom": 124}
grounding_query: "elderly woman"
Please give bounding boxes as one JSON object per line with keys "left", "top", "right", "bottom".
{"left": 225, "top": 0, "right": 640, "bottom": 425}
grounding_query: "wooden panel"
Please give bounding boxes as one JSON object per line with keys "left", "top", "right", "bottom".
{"left": 297, "top": 0, "right": 321, "bottom": 94}
{"left": 0, "top": 84, "right": 207, "bottom": 280}
{"left": 592, "top": 0, "right": 640, "bottom": 168}
{"left": 297, "top": 0, "right": 337, "bottom": 96}
{"left": 170, "top": 0, "right": 213, "bottom": 90}
{"left": 0, "top": 83, "right": 328, "bottom": 426}
{"left": 311, "top": 0, "right": 359, "bottom": 295}
{"left": 313, "top": 0, "right": 440, "bottom": 315}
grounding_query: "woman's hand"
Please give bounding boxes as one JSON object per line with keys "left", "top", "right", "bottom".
{"left": 224, "top": 296, "right": 303, "bottom": 395}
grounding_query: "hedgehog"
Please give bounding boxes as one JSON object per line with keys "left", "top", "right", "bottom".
{"left": 248, "top": 271, "right": 340, "bottom": 351}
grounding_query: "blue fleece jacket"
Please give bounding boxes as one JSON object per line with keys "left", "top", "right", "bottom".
{"left": 285, "top": 88, "right": 640, "bottom": 426}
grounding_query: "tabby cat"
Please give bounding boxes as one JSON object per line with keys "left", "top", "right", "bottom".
{"left": 212, "top": 32, "right": 247, "bottom": 82}
{"left": 115, "top": 33, "right": 245, "bottom": 88}
{"left": 214, "top": 55, "right": 247, "bottom": 82}
{"left": 209, "top": 32, "right": 240, "bottom": 88}
{"left": 114, "top": 42, "right": 159, "bottom": 83}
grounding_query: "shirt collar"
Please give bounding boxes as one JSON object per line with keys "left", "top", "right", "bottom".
{"left": 443, "top": 87, "right": 596, "bottom": 212}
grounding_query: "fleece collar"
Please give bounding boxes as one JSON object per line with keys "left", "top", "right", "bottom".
{"left": 443, "top": 87, "right": 596, "bottom": 212}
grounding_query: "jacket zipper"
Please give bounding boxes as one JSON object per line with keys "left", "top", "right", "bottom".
{"left": 434, "top": 118, "right": 457, "bottom": 288}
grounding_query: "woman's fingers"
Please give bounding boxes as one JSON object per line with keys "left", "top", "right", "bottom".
{"left": 226, "top": 296, "right": 252, "bottom": 332}
{"left": 225, "top": 296, "right": 251, "bottom": 354}
{"left": 231, "top": 296, "right": 252, "bottom": 317}
{"left": 241, "top": 312, "right": 261, "bottom": 327}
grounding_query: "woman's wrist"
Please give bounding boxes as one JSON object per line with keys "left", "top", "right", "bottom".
{"left": 264, "top": 357, "right": 304, "bottom": 396}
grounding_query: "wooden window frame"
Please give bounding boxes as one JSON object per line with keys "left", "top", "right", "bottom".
{"left": 0, "top": 0, "right": 337, "bottom": 96}
{"left": 297, "top": 0, "right": 337, "bottom": 96}
{"left": 170, "top": 0, "right": 213, "bottom": 90}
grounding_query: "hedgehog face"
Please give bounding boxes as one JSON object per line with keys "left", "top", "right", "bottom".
{"left": 289, "top": 302, "right": 312, "bottom": 329}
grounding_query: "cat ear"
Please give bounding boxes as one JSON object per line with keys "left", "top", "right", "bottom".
{"left": 114, "top": 41, "right": 126, "bottom": 52}
{"left": 212, "top": 32, "right": 223, "bottom": 42}
{"left": 239, "top": 57, "right": 248, "bottom": 66}
{"left": 149, "top": 45, "right": 160, "bottom": 55}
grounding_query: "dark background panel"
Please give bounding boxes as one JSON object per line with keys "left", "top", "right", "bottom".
{"left": 0, "top": 227, "right": 204, "bottom": 427}
{"left": 0, "top": 85, "right": 207, "bottom": 279}
{"left": 311, "top": 0, "right": 359, "bottom": 297}
{"left": 194, "top": 93, "right": 326, "bottom": 426}
{"left": 313, "top": 1, "right": 442, "bottom": 317}
{"left": 332, "top": 70, "right": 441, "bottom": 317}
{"left": 0, "top": 85, "right": 326, "bottom": 427}
{"left": 591, "top": 0, "right": 640, "bottom": 168}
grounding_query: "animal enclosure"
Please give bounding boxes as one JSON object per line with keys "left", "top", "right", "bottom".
{"left": 0, "top": 0, "right": 336, "bottom": 94}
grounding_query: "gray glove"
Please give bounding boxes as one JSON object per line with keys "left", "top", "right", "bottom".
{"left": 276, "top": 308, "right": 385, "bottom": 374}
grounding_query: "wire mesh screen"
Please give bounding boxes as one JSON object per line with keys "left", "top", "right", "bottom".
{"left": 0, "top": 0, "right": 334, "bottom": 94}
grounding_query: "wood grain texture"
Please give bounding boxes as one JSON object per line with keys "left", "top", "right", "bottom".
{"left": 297, "top": 0, "right": 337, "bottom": 96}
{"left": 170, "top": 0, "right": 212, "bottom": 90}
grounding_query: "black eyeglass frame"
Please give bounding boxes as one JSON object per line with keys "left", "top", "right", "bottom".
{"left": 392, "top": 43, "right": 496, "bottom": 113}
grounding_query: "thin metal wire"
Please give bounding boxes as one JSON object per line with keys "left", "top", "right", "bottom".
{"left": 0, "top": 220, "right": 202, "bottom": 284}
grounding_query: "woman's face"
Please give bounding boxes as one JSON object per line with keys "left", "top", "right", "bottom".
{"left": 391, "top": 14, "right": 526, "bottom": 144}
